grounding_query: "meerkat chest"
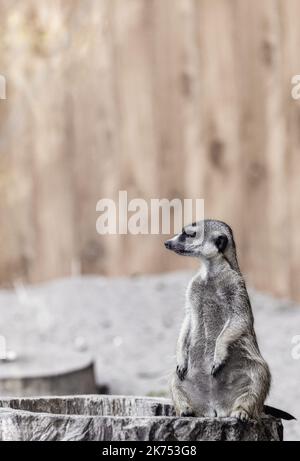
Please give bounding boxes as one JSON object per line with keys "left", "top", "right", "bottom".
{"left": 188, "top": 276, "right": 235, "bottom": 345}
{"left": 188, "top": 275, "right": 234, "bottom": 311}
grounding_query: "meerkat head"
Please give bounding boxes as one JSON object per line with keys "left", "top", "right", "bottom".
{"left": 164, "top": 219, "right": 238, "bottom": 268}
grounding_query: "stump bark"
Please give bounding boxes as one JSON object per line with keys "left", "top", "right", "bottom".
{"left": 0, "top": 395, "right": 283, "bottom": 441}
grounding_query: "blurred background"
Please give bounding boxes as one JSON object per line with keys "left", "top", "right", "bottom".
{"left": 1, "top": 0, "right": 300, "bottom": 299}
{"left": 0, "top": 0, "right": 299, "bottom": 440}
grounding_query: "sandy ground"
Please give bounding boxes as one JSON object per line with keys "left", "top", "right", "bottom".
{"left": 0, "top": 271, "right": 299, "bottom": 440}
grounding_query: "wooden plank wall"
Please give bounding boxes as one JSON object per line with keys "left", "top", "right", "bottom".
{"left": 0, "top": 0, "right": 300, "bottom": 300}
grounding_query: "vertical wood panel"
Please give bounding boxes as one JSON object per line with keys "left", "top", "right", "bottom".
{"left": 280, "top": 0, "right": 300, "bottom": 300}
{"left": 194, "top": 0, "right": 243, "bottom": 253}
{"left": 234, "top": 0, "right": 273, "bottom": 291}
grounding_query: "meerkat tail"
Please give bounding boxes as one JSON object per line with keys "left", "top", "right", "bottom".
{"left": 263, "top": 405, "right": 296, "bottom": 421}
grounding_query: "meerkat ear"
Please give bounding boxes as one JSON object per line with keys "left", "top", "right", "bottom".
{"left": 215, "top": 234, "right": 228, "bottom": 252}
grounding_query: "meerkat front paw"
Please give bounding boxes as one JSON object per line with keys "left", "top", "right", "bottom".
{"left": 176, "top": 364, "right": 188, "bottom": 381}
{"left": 211, "top": 359, "right": 226, "bottom": 377}
{"left": 180, "top": 407, "right": 195, "bottom": 417}
{"left": 231, "top": 408, "right": 250, "bottom": 422}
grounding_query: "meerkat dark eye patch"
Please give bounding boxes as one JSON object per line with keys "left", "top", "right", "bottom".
{"left": 179, "top": 229, "right": 187, "bottom": 241}
{"left": 186, "top": 231, "right": 196, "bottom": 238}
{"left": 215, "top": 234, "right": 228, "bottom": 252}
{"left": 182, "top": 228, "right": 196, "bottom": 239}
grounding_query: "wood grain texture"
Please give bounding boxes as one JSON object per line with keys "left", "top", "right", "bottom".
{"left": 0, "top": 396, "right": 283, "bottom": 441}
{"left": 0, "top": 0, "right": 300, "bottom": 300}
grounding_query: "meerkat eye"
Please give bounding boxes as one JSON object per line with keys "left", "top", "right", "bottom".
{"left": 181, "top": 228, "right": 196, "bottom": 239}
{"left": 215, "top": 234, "right": 228, "bottom": 252}
{"left": 182, "top": 228, "right": 196, "bottom": 238}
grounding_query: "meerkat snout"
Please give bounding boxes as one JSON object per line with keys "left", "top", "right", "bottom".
{"left": 164, "top": 240, "right": 172, "bottom": 250}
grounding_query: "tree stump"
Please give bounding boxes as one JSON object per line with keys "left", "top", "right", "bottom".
{"left": 0, "top": 395, "right": 283, "bottom": 441}
{"left": 0, "top": 348, "right": 96, "bottom": 397}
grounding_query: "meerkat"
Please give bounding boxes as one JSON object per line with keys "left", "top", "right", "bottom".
{"left": 165, "top": 219, "right": 295, "bottom": 421}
